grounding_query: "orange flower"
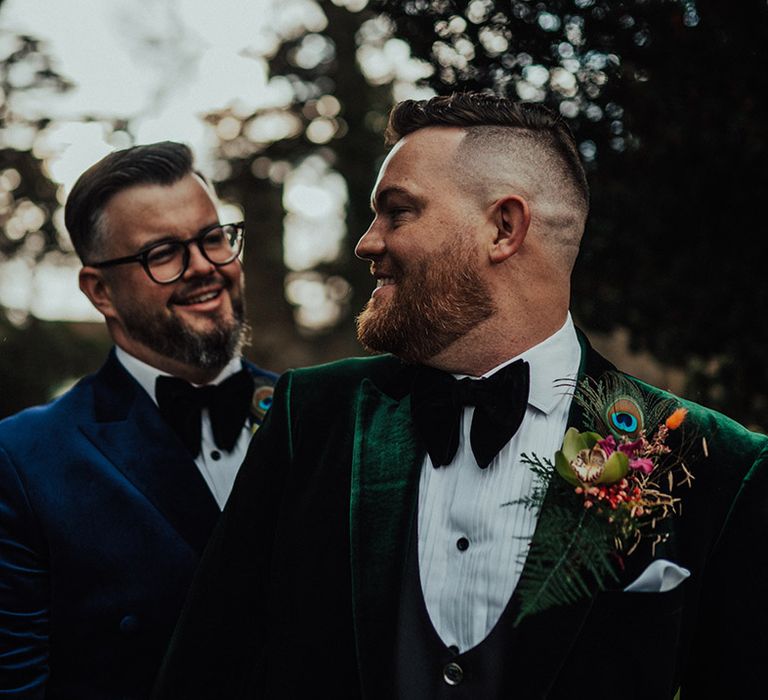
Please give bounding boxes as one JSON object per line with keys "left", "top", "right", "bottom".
{"left": 665, "top": 407, "right": 688, "bottom": 430}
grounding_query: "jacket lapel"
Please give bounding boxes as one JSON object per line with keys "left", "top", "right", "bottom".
{"left": 506, "top": 330, "right": 620, "bottom": 696}
{"left": 349, "top": 368, "right": 422, "bottom": 700}
{"left": 78, "top": 350, "right": 220, "bottom": 554}
{"left": 563, "top": 334, "right": 674, "bottom": 584}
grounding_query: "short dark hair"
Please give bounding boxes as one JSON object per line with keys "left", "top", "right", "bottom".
{"left": 385, "top": 92, "right": 589, "bottom": 209}
{"left": 64, "top": 141, "right": 195, "bottom": 262}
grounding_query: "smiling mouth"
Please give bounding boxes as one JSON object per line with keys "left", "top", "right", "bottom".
{"left": 174, "top": 288, "right": 223, "bottom": 306}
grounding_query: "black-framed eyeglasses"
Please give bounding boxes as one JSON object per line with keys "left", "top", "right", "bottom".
{"left": 88, "top": 222, "right": 245, "bottom": 284}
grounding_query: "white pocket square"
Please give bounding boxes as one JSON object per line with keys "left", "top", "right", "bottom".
{"left": 623, "top": 559, "right": 690, "bottom": 593}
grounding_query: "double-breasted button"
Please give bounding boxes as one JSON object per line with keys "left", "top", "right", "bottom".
{"left": 119, "top": 615, "right": 139, "bottom": 634}
{"left": 443, "top": 661, "right": 464, "bottom": 686}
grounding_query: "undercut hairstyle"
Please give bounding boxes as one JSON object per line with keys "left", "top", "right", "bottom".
{"left": 386, "top": 92, "right": 588, "bottom": 208}
{"left": 385, "top": 92, "right": 590, "bottom": 269}
{"left": 64, "top": 141, "right": 196, "bottom": 263}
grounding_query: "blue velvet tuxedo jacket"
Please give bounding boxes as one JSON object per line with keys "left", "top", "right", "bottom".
{"left": 154, "top": 333, "right": 768, "bottom": 699}
{"left": 0, "top": 350, "right": 275, "bottom": 698}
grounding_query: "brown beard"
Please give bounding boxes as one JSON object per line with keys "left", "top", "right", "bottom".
{"left": 120, "top": 275, "right": 247, "bottom": 371}
{"left": 356, "top": 238, "right": 496, "bottom": 364}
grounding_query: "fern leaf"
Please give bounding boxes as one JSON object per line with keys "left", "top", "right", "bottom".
{"left": 514, "top": 502, "right": 619, "bottom": 626}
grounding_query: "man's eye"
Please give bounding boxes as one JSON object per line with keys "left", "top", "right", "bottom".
{"left": 389, "top": 208, "right": 411, "bottom": 221}
{"left": 146, "top": 245, "right": 178, "bottom": 264}
{"left": 202, "top": 230, "right": 227, "bottom": 247}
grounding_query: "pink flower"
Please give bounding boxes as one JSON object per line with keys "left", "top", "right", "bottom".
{"left": 618, "top": 439, "right": 643, "bottom": 458}
{"left": 599, "top": 435, "right": 644, "bottom": 459}
{"left": 597, "top": 435, "right": 617, "bottom": 456}
{"left": 629, "top": 457, "right": 654, "bottom": 475}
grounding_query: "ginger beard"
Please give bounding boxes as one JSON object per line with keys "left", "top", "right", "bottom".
{"left": 118, "top": 273, "right": 247, "bottom": 371}
{"left": 356, "top": 237, "right": 496, "bottom": 364}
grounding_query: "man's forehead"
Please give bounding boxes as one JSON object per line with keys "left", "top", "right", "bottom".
{"left": 371, "top": 127, "right": 466, "bottom": 202}
{"left": 386, "top": 126, "right": 465, "bottom": 166}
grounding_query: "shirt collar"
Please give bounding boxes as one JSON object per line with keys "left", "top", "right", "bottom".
{"left": 114, "top": 346, "right": 244, "bottom": 407}
{"left": 454, "top": 313, "right": 580, "bottom": 415}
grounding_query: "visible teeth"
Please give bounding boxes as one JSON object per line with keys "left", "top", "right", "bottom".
{"left": 184, "top": 290, "right": 219, "bottom": 304}
{"left": 376, "top": 277, "right": 395, "bottom": 288}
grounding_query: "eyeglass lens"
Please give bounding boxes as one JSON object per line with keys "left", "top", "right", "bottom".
{"left": 146, "top": 225, "right": 242, "bottom": 282}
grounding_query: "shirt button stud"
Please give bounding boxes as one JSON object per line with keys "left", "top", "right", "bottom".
{"left": 210, "top": 450, "right": 222, "bottom": 461}
{"left": 456, "top": 537, "right": 470, "bottom": 551}
{"left": 443, "top": 661, "right": 464, "bottom": 686}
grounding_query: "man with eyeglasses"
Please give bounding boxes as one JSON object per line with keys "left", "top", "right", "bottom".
{"left": 0, "top": 142, "right": 275, "bottom": 698}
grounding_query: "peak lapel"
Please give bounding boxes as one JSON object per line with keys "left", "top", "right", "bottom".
{"left": 79, "top": 351, "right": 220, "bottom": 554}
{"left": 566, "top": 328, "right": 618, "bottom": 430}
{"left": 506, "top": 330, "right": 620, "bottom": 695}
{"left": 350, "top": 375, "right": 422, "bottom": 700}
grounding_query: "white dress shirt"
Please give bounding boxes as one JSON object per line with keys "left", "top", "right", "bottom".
{"left": 115, "top": 347, "right": 252, "bottom": 509}
{"left": 417, "top": 314, "right": 581, "bottom": 652}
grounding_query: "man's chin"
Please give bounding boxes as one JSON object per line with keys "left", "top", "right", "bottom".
{"left": 173, "top": 311, "right": 229, "bottom": 336}
{"left": 356, "top": 310, "right": 404, "bottom": 358}
{"left": 124, "top": 312, "right": 244, "bottom": 372}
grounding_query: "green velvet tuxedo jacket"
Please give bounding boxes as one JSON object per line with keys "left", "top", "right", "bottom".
{"left": 154, "top": 334, "right": 768, "bottom": 699}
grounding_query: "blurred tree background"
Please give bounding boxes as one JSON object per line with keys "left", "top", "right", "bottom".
{"left": 0, "top": 0, "right": 766, "bottom": 432}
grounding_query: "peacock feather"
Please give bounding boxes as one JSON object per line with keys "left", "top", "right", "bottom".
{"left": 574, "top": 372, "right": 676, "bottom": 441}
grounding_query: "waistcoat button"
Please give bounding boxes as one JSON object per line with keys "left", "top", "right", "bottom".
{"left": 443, "top": 661, "right": 464, "bottom": 686}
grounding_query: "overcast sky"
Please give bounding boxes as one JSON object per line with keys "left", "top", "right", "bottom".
{"left": 0, "top": 0, "right": 289, "bottom": 320}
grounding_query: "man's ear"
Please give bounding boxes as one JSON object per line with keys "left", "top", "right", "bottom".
{"left": 489, "top": 195, "right": 531, "bottom": 263}
{"left": 79, "top": 267, "right": 117, "bottom": 320}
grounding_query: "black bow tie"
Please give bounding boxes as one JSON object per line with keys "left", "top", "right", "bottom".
{"left": 155, "top": 369, "right": 254, "bottom": 457}
{"left": 411, "top": 359, "right": 530, "bottom": 469}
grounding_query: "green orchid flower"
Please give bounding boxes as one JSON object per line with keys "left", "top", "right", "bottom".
{"left": 554, "top": 427, "right": 629, "bottom": 486}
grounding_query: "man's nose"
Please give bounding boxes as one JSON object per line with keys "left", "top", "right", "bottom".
{"left": 354, "top": 222, "right": 385, "bottom": 260}
{"left": 183, "top": 243, "right": 216, "bottom": 278}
